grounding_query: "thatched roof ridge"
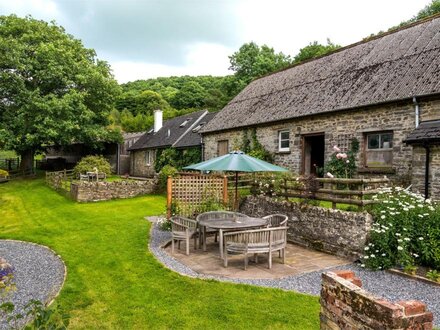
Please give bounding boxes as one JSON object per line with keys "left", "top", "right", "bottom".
{"left": 202, "top": 14, "right": 440, "bottom": 133}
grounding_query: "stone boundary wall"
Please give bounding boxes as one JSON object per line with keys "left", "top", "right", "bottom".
{"left": 320, "top": 270, "right": 433, "bottom": 329}
{"left": 239, "top": 196, "right": 373, "bottom": 260}
{"left": 70, "top": 179, "right": 157, "bottom": 202}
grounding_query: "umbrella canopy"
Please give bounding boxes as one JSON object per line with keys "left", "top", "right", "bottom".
{"left": 183, "top": 151, "right": 288, "bottom": 210}
{"left": 183, "top": 151, "right": 288, "bottom": 173}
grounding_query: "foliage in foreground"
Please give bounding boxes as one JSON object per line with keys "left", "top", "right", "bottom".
{"left": 73, "top": 155, "right": 112, "bottom": 177}
{"left": 363, "top": 188, "right": 440, "bottom": 271}
{"left": 0, "top": 179, "right": 319, "bottom": 329}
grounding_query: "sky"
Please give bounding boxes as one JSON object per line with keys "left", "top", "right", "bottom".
{"left": 0, "top": 0, "right": 432, "bottom": 83}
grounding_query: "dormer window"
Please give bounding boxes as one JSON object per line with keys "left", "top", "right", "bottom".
{"left": 192, "top": 122, "right": 206, "bottom": 133}
{"left": 180, "top": 119, "right": 191, "bottom": 127}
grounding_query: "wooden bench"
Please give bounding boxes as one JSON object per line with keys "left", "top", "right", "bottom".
{"left": 223, "top": 227, "right": 287, "bottom": 270}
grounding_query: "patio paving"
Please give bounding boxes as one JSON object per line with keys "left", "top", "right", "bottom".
{"left": 163, "top": 236, "right": 351, "bottom": 279}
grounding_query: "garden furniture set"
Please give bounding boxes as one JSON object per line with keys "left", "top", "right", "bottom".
{"left": 170, "top": 211, "right": 288, "bottom": 270}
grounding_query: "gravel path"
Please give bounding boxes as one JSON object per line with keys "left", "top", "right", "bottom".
{"left": 148, "top": 217, "right": 440, "bottom": 326}
{"left": 0, "top": 240, "right": 66, "bottom": 330}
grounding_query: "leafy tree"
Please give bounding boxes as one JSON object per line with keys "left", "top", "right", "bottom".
{"left": 229, "top": 42, "right": 292, "bottom": 84}
{"left": 0, "top": 15, "right": 120, "bottom": 171}
{"left": 413, "top": 0, "right": 440, "bottom": 20}
{"left": 170, "top": 81, "right": 208, "bottom": 109}
{"left": 293, "top": 39, "right": 341, "bottom": 64}
{"left": 133, "top": 90, "right": 171, "bottom": 115}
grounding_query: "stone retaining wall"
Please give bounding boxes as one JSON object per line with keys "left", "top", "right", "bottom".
{"left": 70, "top": 179, "right": 157, "bottom": 202}
{"left": 320, "top": 270, "right": 433, "bottom": 329}
{"left": 239, "top": 196, "right": 373, "bottom": 260}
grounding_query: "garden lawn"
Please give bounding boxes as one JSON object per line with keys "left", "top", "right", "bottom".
{"left": 0, "top": 179, "right": 320, "bottom": 329}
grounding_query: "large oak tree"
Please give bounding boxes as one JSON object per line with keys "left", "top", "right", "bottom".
{"left": 0, "top": 15, "right": 120, "bottom": 171}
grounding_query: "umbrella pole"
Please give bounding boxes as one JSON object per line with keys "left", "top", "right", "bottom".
{"left": 235, "top": 172, "right": 239, "bottom": 211}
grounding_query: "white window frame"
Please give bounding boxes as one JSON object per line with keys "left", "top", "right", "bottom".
{"left": 145, "top": 150, "right": 153, "bottom": 166}
{"left": 278, "top": 130, "right": 290, "bottom": 152}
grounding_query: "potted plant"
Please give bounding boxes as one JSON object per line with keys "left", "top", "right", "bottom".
{"left": 0, "top": 169, "right": 9, "bottom": 183}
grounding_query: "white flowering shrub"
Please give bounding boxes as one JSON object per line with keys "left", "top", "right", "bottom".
{"left": 157, "top": 216, "right": 171, "bottom": 231}
{"left": 362, "top": 187, "right": 440, "bottom": 271}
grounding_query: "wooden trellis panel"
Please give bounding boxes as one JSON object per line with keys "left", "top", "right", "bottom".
{"left": 167, "top": 174, "right": 228, "bottom": 218}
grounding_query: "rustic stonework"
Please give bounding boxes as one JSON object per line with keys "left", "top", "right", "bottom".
{"left": 321, "top": 270, "right": 433, "bottom": 330}
{"left": 70, "top": 179, "right": 157, "bottom": 202}
{"left": 411, "top": 146, "right": 440, "bottom": 200}
{"left": 130, "top": 150, "right": 156, "bottom": 177}
{"left": 203, "top": 99, "right": 440, "bottom": 198}
{"left": 239, "top": 195, "right": 372, "bottom": 260}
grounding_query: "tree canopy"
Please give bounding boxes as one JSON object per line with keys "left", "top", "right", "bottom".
{"left": 0, "top": 15, "right": 120, "bottom": 170}
{"left": 293, "top": 39, "right": 341, "bottom": 64}
{"left": 228, "top": 42, "right": 292, "bottom": 84}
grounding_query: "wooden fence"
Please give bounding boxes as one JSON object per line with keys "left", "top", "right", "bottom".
{"left": 167, "top": 173, "right": 229, "bottom": 218}
{"left": 0, "top": 158, "right": 20, "bottom": 171}
{"left": 46, "top": 169, "right": 75, "bottom": 195}
{"left": 276, "top": 176, "right": 389, "bottom": 210}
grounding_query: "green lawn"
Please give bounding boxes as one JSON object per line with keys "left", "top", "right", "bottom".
{"left": 0, "top": 179, "right": 320, "bottom": 329}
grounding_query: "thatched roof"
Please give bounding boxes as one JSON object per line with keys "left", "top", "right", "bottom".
{"left": 405, "top": 120, "right": 440, "bottom": 145}
{"left": 202, "top": 15, "right": 440, "bottom": 133}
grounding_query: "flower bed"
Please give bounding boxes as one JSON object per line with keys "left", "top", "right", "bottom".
{"left": 0, "top": 257, "right": 14, "bottom": 294}
{"left": 362, "top": 187, "right": 440, "bottom": 276}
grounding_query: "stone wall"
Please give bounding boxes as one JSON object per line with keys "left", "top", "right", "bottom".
{"left": 70, "top": 179, "right": 157, "bottom": 202}
{"left": 411, "top": 146, "right": 440, "bottom": 200}
{"left": 239, "top": 196, "right": 372, "bottom": 260}
{"left": 321, "top": 270, "right": 433, "bottom": 330}
{"left": 203, "top": 99, "right": 440, "bottom": 195}
{"left": 130, "top": 150, "right": 156, "bottom": 177}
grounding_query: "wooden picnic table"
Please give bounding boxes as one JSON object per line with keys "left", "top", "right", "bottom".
{"left": 198, "top": 217, "right": 268, "bottom": 259}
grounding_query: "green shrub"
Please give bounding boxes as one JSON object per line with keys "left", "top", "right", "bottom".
{"left": 73, "top": 155, "right": 112, "bottom": 177}
{"left": 362, "top": 187, "right": 440, "bottom": 270}
{"left": 323, "top": 138, "right": 359, "bottom": 178}
{"left": 158, "top": 165, "right": 178, "bottom": 191}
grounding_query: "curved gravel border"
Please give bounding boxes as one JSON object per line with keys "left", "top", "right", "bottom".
{"left": 148, "top": 217, "right": 440, "bottom": 326}
{"left": 0, "top": 240, "right": 66, "bottom": 330}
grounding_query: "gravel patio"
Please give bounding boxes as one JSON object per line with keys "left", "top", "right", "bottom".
{"left": 0, "top": 240, "right": 66, "bottom": 330}
{"left": 148, "top": 217, "right": 440, "bottom": 326}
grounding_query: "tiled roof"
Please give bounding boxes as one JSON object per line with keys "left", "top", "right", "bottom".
{"left": 174, "top": 112, "right": 217, "bottom": 148}
{"left": 128, "top": 110, "right": 212, "bottom": 150}
{"left": 405, "top": 120, "right": 440, "bottom": 144}
{"left": 202, "top": 15, "right": 440, "bottom": 133}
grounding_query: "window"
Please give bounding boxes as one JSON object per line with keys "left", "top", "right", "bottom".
{"left": 145, "top": 150, "right": 154, "bottom": 166}
{"left": 365, "top": 132, "right": 393, "bottom": 167}
{"left": 278, "top": 130, "right": 290, "bottom": 152}
{"left": 217, "top": 140, "right": 229, "bottom": 156}
{"left": 192, "top": 122, "right": 206, "bottom": 133}
{"left": 180, "top": 118, "right": 191, "bottom": 127}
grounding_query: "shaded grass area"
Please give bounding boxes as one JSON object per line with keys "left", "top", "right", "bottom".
{"left": 0, "top": 179, "right": 320, "bottom": 329}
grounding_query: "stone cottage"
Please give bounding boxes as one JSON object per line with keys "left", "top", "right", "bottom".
{"left": 201, "top": 15, "right": 440, "bottom": 199}
{"left": 128, "top": 109, "right": 215, "bottom": 177}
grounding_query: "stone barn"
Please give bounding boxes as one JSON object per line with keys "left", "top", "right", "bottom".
{"left": 201, "top": 15, "right": 440, "bottom": 199}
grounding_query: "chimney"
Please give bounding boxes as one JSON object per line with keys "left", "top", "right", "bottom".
{"left": 154, "top": 109, "right": 163, "bottom": 132}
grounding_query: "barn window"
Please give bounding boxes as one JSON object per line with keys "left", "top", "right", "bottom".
{"left": 364, "top": 132, "right": 393, "bottom": 167}
{"left": 278, "top": 130, "right": 290, "bottom": 152}
{"left": 217, "top": 140, "right": 229, "bottom": 156}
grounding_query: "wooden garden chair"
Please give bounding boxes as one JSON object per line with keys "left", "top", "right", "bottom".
{"left": 170, "top": 216, "right": 198, "bottom": 256}
{"left": 223, "top": 227, "right": 287, "bottom": 270}
{"left": 263, "top": 214, "right": 288, "bottom": 227}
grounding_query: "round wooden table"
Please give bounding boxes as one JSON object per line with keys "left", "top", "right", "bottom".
{"left": 198, "top": 217, "right": 268, "bottom": 259}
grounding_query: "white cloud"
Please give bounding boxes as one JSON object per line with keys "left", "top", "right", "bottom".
{"left": 0, "top": 0, "right": 60, "bottom": 21}
{"left": 112, "top": 42, "right": 233, "bottom": 83}
{"left": 235, "top": 0, "right": 430, "bottom": 55}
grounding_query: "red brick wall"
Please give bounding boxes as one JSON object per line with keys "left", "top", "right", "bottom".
{"left": 320, "top": 270, "right": 433, "bottom": 330}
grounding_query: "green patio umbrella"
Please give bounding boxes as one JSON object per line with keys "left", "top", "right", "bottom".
{"left": 183, "top": 151, "right": 288, "bottom": 209}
